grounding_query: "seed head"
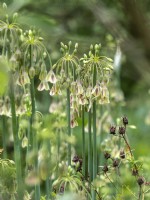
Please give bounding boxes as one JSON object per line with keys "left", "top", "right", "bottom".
{"left": 113, "top": 159, "right": 119, "bottom": 168}
{"left": 123, "top": 116, "right": 128, "bottom": 126}
{"left": 119, "top": 150, "right": 125, "bottom": 159}
{"left": 104, "top": 152, "right": 111, "bottom": 160}
{"left": 137, "top": 176, "right": 145, "bottom": 186}
{"left": 132, "top": 168, "right": 139, "bottom": 176}
{"left": 110, "top": 125, "right": 116, "bottom": 135}
{"left": 119, "top": 126, "right": 126, "bottom": 135}
{"left": 102, "top": 165, "right": 109, "bottom": 173}
{"left": 72, "top": 155, "right": 79, "bottom": 163}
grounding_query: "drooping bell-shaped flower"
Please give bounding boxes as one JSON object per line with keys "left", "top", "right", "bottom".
{"left": 70, "top": 81, "right": 77, "bottom": 93}
{"left": 70, "top": 117, "right": 78, "bottom": 128}
{"left": 92, "top": 83, "right": 101, "bottom": 97}
{"left": 86, "top": 85, "right": 92, "bottom": 98}
{"left": 46, "top": 70, "right": 57, "bottom": 84}
{"left": 78, "top": 94, "right": 88, "bottom": 105}
{"left": 99, "top": 85, "right": 110, "bottom": 104}
{"left": 76, "top": 81, "right": 84, "bottom": 95}
{"left": 37, "top": 81, "right": 49, "bottom": 91}
{"left": 17, "top": 71, "right": 30, "bottom": 86}
{"left": 49, "top": 84, "right": 62, "bottom": 96}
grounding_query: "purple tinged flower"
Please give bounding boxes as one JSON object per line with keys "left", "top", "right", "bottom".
{"left": 46, "top": 70, "right": 57, "bottom": 84}
{"left": 92, "top": 84, "right": 101, "bottom": 97}
{"left": 86, "top": 86, "right": 92, "bottom": 98}
{"left": 17, "top": 71, "right": 30, "bottom": 86}
{"left": 99, "top": 85, "right": 110, "bottom": 104}
{"left": 37, "top": 81, "right": 49, "bottom": 91}
{"left": 76, "top": 81, "right": 84, "bottom": 95}
{"left": 49, "top": 84, "right": 62, "bottom": 96}
{"left": 70, "top": 117, "right": 78, "bottom": 128}
{"left": 70, "top": 81, "right": 77, "bottom": 93}
{"left": 78, "top": 94, "right": 88, "bottom": 105}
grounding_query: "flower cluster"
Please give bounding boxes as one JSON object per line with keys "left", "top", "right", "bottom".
{"left": 0, "top": 93, "right": 31, "bottom": 117}
{"left": 48, "top": 43, "right": 113, "bottom": 128}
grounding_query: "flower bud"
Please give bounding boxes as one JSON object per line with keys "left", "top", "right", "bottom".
{"left": 94, "top": 44, "right": 99, "bottom": 50}
{"left": 39, "top": 37, "right": 44, "bottom": 41}
{"left": 29, "top": 67, "right": 35, "bottom": 78}
{"left": 64, "top": 45, "right": 68, "bottom": 50}
{"left": 89, "top": 51, "right": 92, "bottom": 57}
{"left": 90, "top": 44, "right": 93, "bottom": 50}
{"left": 28, "top": 30, "right": 32, "bottom": 36}
{"left": 73, "top": 49, "right": 77, "bottom": 54}
{"left": 13, "top": 12, "right": 18, "bottom": 21}
{"left": 3, "top": 3, "right": 7, "bottom": 9}
{"left": 75, "top": 43, "right": 78, "bottom": 49}
{"left": 68, "top": 41, "right": 72, "bottom": 46}
{"left": 60, "top": 42, "right": 65, "bottom": 48}
{"left": 60, "top": 48, "right": 64, "bottom": 53}
{"left": 22, "top": 136, "right": 28, "bottom": 148}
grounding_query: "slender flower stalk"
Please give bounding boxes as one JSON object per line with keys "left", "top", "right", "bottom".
{"left": 88, "top": 109, "right": 92, "bottom": 192}
{"left": 2, "top": 116, "right": 7, "bottom": 158}
{"left": 9, "top": 73, "right": 23, "bottom": 200}
{"left": 92, "top": 65, "right": 97, "bottom": 200}
{"left": 82, "top": 106, "right": 86, "bottom": 176}
{"left": 45, "top": 140, "right": 51, "bottom": 200}
{"left": 29, "top": 44, "right": 41, "bottom": 200}
{"left": 67, "top": 82, "right": 71, "bottom": 166}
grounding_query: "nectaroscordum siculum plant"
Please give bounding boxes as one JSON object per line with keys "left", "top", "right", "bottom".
{"left": 0, "top": 7, "right": 24, "bottom": 199}
{"left": 0, "top": 7, "right": 114, "bottom": 199}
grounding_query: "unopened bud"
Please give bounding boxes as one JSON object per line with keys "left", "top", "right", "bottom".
{"left": 29, "top": 67, "right": 35, "bottom": 78}
{"left": 13, "top": 12, "right": 18, "bottom": 20}
{"left": 3, "top": 3, "right": 7, "bottom": 9}
{"left": 68, "top": 41, "right": 72, "bottom": 46}
{"left": 75, "top": 43, "right": 78, "bottom": 49}
{"left": 90, "top": 44, "right": 93, "bottom": 50}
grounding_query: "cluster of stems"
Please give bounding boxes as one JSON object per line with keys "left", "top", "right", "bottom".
{"left": 0, "top": 3, "right": 115, "bottom": 200}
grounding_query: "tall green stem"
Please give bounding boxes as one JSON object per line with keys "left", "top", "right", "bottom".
{"left": 29, "top": 45, "right": 40, "bottom": 200}
{"left": 46, "top": 140, "right": 51, "bottom": 200}
{"left": 88, "top": 109, "right": 92, "bottom": 196}
{"left": 9, "top": 73, "right": 23, "bottom": 200}
{"left": 67, "top": 87, "right": 71, "bottom": 166}
{"left": 92, "top": 65, "right": 97, "bottom": 200}
{"left": 66, "top": 61, "right": 71, "bottom": 166}
{"left": 82, "top": 106, "right": 86, "bottom": 176}
{"left": 2, "top": 116, "right": 7, "bottom": 158}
